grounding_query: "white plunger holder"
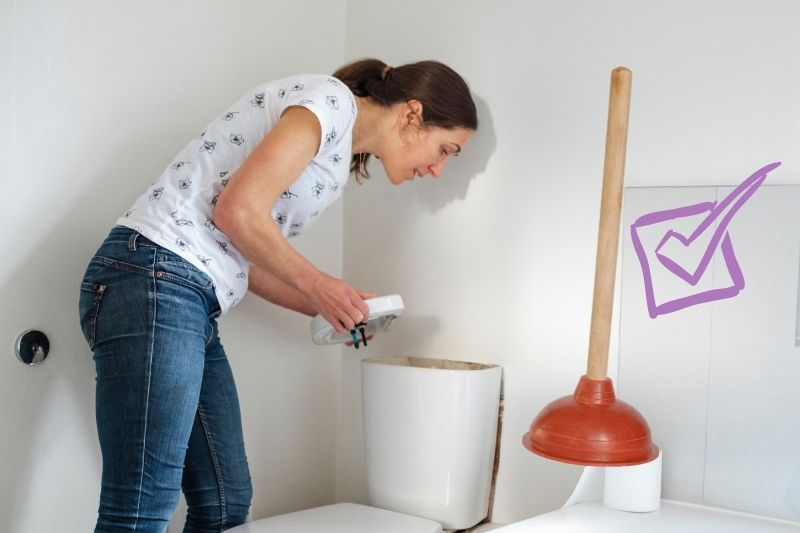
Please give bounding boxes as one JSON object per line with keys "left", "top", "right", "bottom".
{"left": 603, "top": 449, "right": 663, "bottom": 512}
{"left": 564, "top": 448, "right": 663, "bottom": 513}
{"left": 310, "top": 294, "right": 404, "bottom": 346}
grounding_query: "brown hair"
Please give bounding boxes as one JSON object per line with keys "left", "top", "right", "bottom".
{"left": 333, "top": 58, "right": 478, "bottom": 180}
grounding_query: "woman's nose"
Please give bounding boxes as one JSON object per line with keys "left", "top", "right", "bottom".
{"left": 428, "top": 160, "right": 446, "bottom": 178}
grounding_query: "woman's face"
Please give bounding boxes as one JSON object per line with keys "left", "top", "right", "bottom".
{"left": 380, "top": 104, "right": 473, "bottom": 185}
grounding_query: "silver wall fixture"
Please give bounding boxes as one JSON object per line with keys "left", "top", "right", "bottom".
{"left": 15, "top": 329, "right": 50, "bottom": 366}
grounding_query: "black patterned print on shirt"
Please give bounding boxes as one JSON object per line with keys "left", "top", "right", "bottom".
{"left": 171, "top": 211, "right": 194, "bottom": 227}
{"left": 197, "top": 255, "right": 212, "bottom": 266}
{"left": 200, "top": 140, "right": 216, "bottom": 154}
{"left": 298, "top": 99, "right": 314, "bottom": 106}
{"left": 229, "top": 133, "right": 244, "bottom": 146}
{"left": 149, "top": 187, "right": 164, "bottom": 200}
{"left": 211, "top": 194, "right": 219, "bottom": 207}
{"left": 171, "top": 161, "right": 190, "bottom": 170}
{"left": 324, "top": 127, "right": 336, "bottom": 147}
{"left": 281, "top": 189, "right": 298, "bottom": 200}
{"left": 292, "top": 83, "right": 304, "bottom": 92}
{"left": 275, "top": 213, "right": 287, "bottom": 225}
{"left": 326, "top": 95, "right": 339, "bottom": 110}
{"left": 327, "top": 78, "right": 340, "bottom": 86}
{"left": 175, "top": 238, "right": 190, "bottom": 252}
{"left": 278, "top": 88, "right": 286, "bottom": 98}
{"left": 329, "top": 153, "right": 342, "bottom": 165}
{"left": 251, "top": 92, "right": 265, "bottom": 108}
{"left": 236, "top": 272, "right": 247, "bottom": 280}
{"left": 124, "top": 208, "right": 137, "bottom": 218}
{"left": 222, "top": 111, "right": 239, "bottom": 121}
{"left": 217, "top": 241, "right": 229, "bottom": 255}
{"left": 311, "top": 181, "right": 326, "bottom": 199}
{"left": 204, "top": 218, "right": 216, "bottom": 232}
{"left": 178, "top": 179, "right": 191, "bottom": 190}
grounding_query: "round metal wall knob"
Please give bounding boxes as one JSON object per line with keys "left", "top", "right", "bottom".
{"left": 15, "top": 329, "right": 50, "bottom": 366}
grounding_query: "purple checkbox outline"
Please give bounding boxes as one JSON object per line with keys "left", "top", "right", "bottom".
{"left": 631, "top": 162, "right": 781, "bottom": 318}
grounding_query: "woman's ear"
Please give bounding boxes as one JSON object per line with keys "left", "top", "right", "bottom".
{"left": 404, "top": 99, "right": 424, "bottom": 126}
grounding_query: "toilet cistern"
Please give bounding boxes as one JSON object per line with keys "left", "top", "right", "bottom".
{"left": 310, "top": 294, "right": 404, "bottom": 349}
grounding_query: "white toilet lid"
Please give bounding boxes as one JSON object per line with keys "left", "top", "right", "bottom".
{"left": 226, "top": 503, "right": 442, "bottom": 533}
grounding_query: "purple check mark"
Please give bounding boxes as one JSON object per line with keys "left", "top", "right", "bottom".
{"left": 631, "top": 162, "right": 781, "bottom": 318}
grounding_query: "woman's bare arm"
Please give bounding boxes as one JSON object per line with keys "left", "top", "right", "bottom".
{"left": 214, "top": 106, "right": 369, "bottom": 332}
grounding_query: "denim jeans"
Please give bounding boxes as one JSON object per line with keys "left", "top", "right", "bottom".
{"left": 78, "top": 226, "right": 252, "bottom": 532}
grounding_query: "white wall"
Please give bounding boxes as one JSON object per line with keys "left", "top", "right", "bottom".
{"left": 0, "top": 2, "right": 345, "bottom": 532}
{"left": 341, "top": 0, "right": 800, "bottom": 525}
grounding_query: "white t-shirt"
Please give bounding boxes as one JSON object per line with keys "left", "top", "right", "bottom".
{"left": 118, "top": 74, "right": 356, "bottom": 314}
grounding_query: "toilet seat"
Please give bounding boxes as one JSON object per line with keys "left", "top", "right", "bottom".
{"left": 226, "top": 502, "right": 443, "bottom": 533}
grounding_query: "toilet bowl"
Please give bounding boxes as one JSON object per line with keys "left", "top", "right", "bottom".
{"left": 228, "top": 356, "right": 502, "bottom": 532}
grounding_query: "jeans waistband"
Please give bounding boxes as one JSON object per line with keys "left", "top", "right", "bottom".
{"left": 106, "top": 226, "right": 156, "bottom": 251}
{"left": 94, "top": 226, "right": 217, "bottom": 298}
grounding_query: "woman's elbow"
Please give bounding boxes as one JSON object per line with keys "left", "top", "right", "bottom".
{"left": 213, "top": 193, "right": 247, "bottom": 242}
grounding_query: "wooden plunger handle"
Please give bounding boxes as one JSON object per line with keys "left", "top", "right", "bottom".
{"left": 586, "top": 67, "right": 632, "bottom": 381}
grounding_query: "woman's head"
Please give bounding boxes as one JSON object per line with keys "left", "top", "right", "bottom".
{"left": 333, "top": 58, "right": 478, "bottom": 183}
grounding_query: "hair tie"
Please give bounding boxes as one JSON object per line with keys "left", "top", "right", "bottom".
{"left": 381, "top": 66, "right": 393, "bottom": 81}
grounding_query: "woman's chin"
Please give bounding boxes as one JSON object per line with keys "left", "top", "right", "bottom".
{"left": 387, "top": 173, "right": 409, "bottom": 186}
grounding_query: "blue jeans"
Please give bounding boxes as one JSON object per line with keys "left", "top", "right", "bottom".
{"left": 78, "top": 227, "right": 252, "bottom": 532}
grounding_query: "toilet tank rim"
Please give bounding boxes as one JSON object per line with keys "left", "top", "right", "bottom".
{"left": 362, "top": 355, "right": 500, "bottom": 372}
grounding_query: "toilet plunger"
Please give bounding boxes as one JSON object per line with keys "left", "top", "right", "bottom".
{"left": 522, "top": 67, "right": 658, "bottom": 466}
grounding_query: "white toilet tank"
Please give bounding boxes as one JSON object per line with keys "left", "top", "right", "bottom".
{"left": 362, "top": 356, "right": 502, "bottom": 530}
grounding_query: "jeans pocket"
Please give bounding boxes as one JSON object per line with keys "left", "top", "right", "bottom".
{"left": 155, "top": 252, "right": 214, "bottom": 291}
{"left": 79, "top": 282, "right": 107, "bottom": 349}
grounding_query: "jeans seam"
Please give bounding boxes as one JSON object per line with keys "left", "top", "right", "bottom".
{"left": 95, "top": 256, "right": 154, "bottom": 278}
{"left": 88, "top": 288, "right": 103, "bottom": 348}
{"left": 133, "top": 260, "right": 158, "bottom": 529}
{"left": 156, "top": 270, "right": 213, "bottom": 292}
{"left": 205, "top": 320, "right": 215, "bottom": 347}
{"left": 80, "top": 283, "right": 106, "bottom": 349}
{"left": 197, "top": 402, "right": 227, "bottom": 530}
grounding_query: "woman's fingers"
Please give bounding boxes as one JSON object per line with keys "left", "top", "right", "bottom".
{"left": 308, "top": 273, "right": 372, "bottom": 333}
{"left": 356, "top": 289, "right": 377, "bottom": 300}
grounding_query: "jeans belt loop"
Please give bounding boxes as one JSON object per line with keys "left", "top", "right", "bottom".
{"left": 128, "top": 230, "right": 140, "bottom": 251}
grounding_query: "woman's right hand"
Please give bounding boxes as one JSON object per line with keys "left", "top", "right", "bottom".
{"left": 307, "top": 272, "right": 373, "bottom": 333}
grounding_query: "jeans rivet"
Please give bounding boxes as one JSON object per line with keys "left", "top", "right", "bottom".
{"left": 156, "top": 271, "right": 164, "bottom": 278}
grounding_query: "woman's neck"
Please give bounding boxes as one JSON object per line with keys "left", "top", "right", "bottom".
{"left": 352, "top": 97, "right": 393, "bottom": 156}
